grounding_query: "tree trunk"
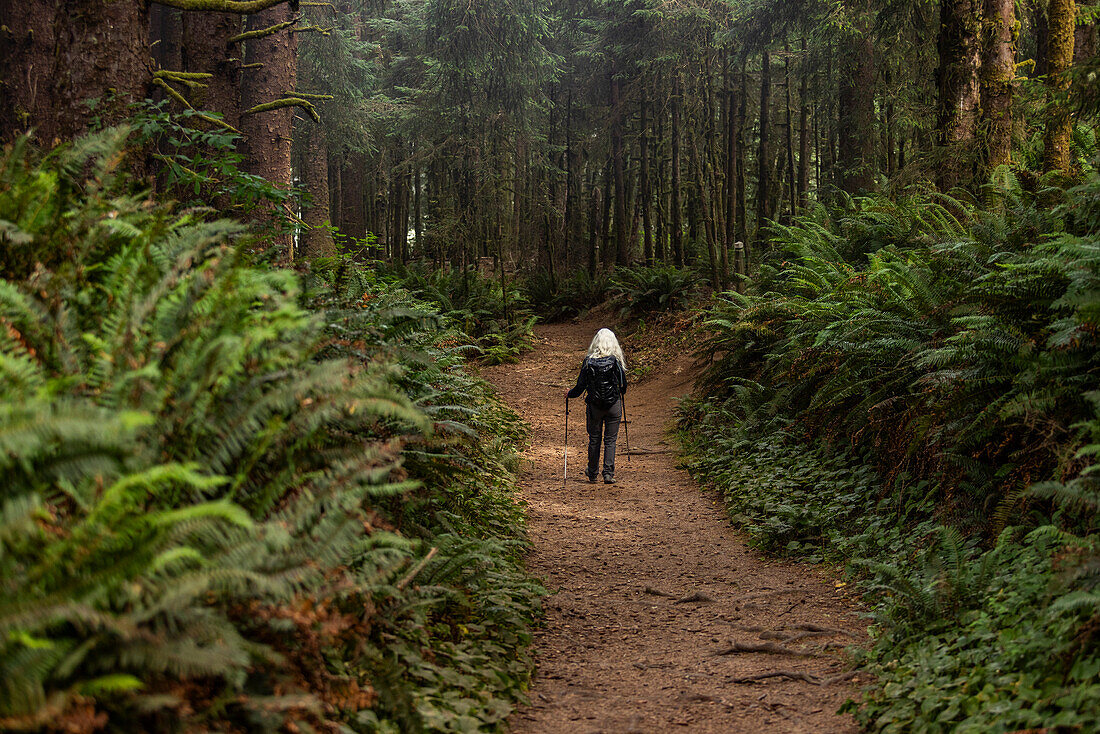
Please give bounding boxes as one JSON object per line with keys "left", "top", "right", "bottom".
{"left": 1035, "top": 1, "right": 1050, "bottom": 76}
{"left": 602, "top": 159, "right": 614, "bottom": 270}
{"left": 838, "top": 29, "right": 875, "bottom": 193}
{"left": 671, "top": 73, "right": 684, "bottom": 268}
{"left": 587, "top": 169, "right": 600, "bottom": 276}
{"left": 150, "top": 6, "right": 183, "bottom": 71}
{"left": 610, "top": 69, "right": 630, "bottom": 266}
{"left": 981, "top": 0, "right": 1017, "bottom": 174}
{"left": 640, "top": 88, "right": 654, "bottom": 265}
{"left": 736, "top": 56, "right": 748, "bottom": 250}
{"left": 240, "top": 3, "right": 298, "bottom": 250}
{"left": 1075, "top": 15, "right": 1098, "bottom": 64}
{"left": 302, "top": 131, "right": 336, "bottom": 256}
{"left": 756, "top": 50, "right": 772, "bottom": 243}
{"left": 724, "top": 59, "right": 737, "bottom": 252}
{"left": 799, "top": 36, "right": 811, "bottom": 208}
{"left": 1043, "top": 0, "right": 1076, "bottom": 174}
{"left": 784, "top": 43, "right": 797, "bottom": 219}
{"left": 936, "top": 0, "right": 982, "bottom": 189}
{"left": 340, "top": 153, "right": 367, "bottom": 245}
{"left": 181, "top": 11, "right": 242, "bottom": 130}
{"left": 1, "top": 0, "right": 150, "bottom": 145}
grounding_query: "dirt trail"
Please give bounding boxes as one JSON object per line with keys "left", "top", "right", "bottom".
{"left": 482, "top": 319, "right": 866, "bottom": 733}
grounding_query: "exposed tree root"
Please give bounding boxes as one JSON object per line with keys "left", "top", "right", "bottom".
{"left": 713, "top": 641, "right": 816, "bottom": 656}
{"left": 731, "top": 670, "right": 822, "bottom": 685}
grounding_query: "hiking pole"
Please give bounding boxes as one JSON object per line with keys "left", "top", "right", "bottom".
{"left": 564, "top": 397, "right": 569, "bottom": 488}
{"left": 625, "top": 398, "right": 630, "bottom": 459}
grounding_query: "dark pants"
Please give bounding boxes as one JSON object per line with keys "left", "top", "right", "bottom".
{"left": 586, "top": 399, "right": 622, "bottom": 480}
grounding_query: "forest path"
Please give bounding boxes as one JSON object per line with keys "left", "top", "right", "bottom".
{"left": 481, "top": 318, "right": 865, "bottom": 734}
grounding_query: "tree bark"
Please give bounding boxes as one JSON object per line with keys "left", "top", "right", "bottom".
{"left": 784, "top": 43, "right": 797, "bottom": 219}
{"left": 980, "top": 0, "right": 1017, "bottom": 173}
{"left": 671, "top": 73, "right": 684, "bottom": 268}
{"left": 936, "top": 0, "right": 982, "bottom": 189}
{"left": 181, "top": 10, "right": 242, "bottom": 130}
{"left": 736, "top": 56, "right": 748, "bottom": 250}
{"left": 1043, "top": 0, "right": 1076, "bottom": 174}
{"left": 302, "top": 130, "right": 336, "bottom": 256}
{"left": 610, "top": 68, "right": 630, "bottom": 266}
{"left": 239, "top": 3, "right": 298, "bottom": 251}
{"left": 756, "top": 50, "right": 773, "bottom": 242}
{"left": 838, "top": 28, "right": 875, "bottom": 193}
{"left": 1, "top": 0, "right": 150, "bottom": 145}
{"left": 798, "top": 36, "right": 811, "bottom": 208}
{"left": 240, "top": 5, "right": 297, "bottom": 183}
{"left": 640, "top": 88, "right": 654, "bottom": 265}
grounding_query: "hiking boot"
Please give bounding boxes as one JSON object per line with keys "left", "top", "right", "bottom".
{"left": 585, "top": 472, "right": 598, "bottom": 483}
{"left": 603, "top": 475, "right": 615, "bottom": 484}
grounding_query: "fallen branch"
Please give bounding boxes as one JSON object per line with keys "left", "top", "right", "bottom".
{"left": 793, "top": 623, "right": 858, "bottom": 638}
{"left": 674, "top": 591, "right": 715, "bottom": 604}
{"left": 643, "top": 586, "right": 675, "bottom": 598}
{"left": 731, "top": 671, "right": 821, "bottom": 685}
{"left": 396, "top": 546, "right": 437, "bottom": 591}
{"left": 714, "top": 641, "right": 815, "bottom": 657}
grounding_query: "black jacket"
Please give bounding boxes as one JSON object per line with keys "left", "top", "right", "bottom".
{"left": 566, "top": 355, "right": 627, "bottom": 405}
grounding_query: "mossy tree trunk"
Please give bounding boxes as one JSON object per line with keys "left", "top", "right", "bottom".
{"left": 1043, "top": 0, "right": 1076, "bottom": 173}
{"left": 838, "top": 26, "right": 875, "bottom": 193}
{"left": 180, "top": 10, "right": 243, "bottom": 131}
{"left": 981, "top": 0, "right": 1017, "bottom": 174}
{"left": 670, "top": 72, "right": 684, "bottom": 268}
{"left": 756, "top": 50, "right": 772, "bottom": 240}
{"left": 302, "top": 129, "right": 336, "bottom": 256}
{"left": 239, "top": 2, "right": 298, "bottom": 251}
{"left": 937, "top": 0, "right": 982, "bottom": 190}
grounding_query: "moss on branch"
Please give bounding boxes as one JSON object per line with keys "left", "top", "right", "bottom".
{"left": 243, "top": 97, "right": 321, "bottom": 123}
{"left": 152, "top": 78, "right": 242, "bottom": 134}
{"left": 283, "top": 92, "right": 333, "bottom": 100}
{"left": 154, "top": 70, "right": 212, "bottom": 90}
{"left": 228, "top": 16, "right": 299, "bottom": 43}
{"left": 151, "top": 0, "right": 293, "bottom": 13}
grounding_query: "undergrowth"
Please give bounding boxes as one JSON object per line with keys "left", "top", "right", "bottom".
{"left": 0, "top": 129, "right": 541, "bottom": 732}
{"left": 681, "top": 166, "right": 1100, "bottom": 731}
{"left": 374, "top": 261, "right": 536, "bottom": 365}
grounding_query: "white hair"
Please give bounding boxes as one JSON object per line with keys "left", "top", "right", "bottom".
{"left": 586, "top": 328, "right": 626, "bottom": 370}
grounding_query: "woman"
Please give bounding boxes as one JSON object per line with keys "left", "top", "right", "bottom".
{"left": 566, "top": 328, "right": 628, "bottom": 484}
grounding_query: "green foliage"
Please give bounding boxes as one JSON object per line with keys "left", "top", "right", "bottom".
{"left": 682, "top": 171, "right": 1100, "bottom": 731}
{"left": 0, "top": 131, "right": 540, "bottom": 732}
{"left": 128, "top": 100, "right": 297, "bottom": 217}
{"left": 375, "top": 261, "right": 536, "bottom": 362}
{"left": 522, "top": 269, "right": 612, "bottom": 320}
{"left": 609, "top": 264, "right": 700, "bottom": 319}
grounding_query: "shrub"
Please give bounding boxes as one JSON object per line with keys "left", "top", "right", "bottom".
{"left": 0, "top": 130, "right": 540, "bottom": 732}
{"left": 682, "top": 171, "right": 1100, "bottom": 731}
{"left": 609, "top": 264, "right": 700, "bottom": 318}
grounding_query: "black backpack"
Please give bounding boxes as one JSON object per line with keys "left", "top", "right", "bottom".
{"left": 586, "top": 356, "right": 620, "bottom": 409}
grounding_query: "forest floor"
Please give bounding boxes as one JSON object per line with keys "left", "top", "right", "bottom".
{"left": 481, "top": 318, "right": 869, "bottom": 733}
